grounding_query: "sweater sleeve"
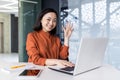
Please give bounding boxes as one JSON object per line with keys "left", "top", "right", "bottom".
{"left": 26, "top": 33, "right": 46, "bottom": 66}
{"left": 60, "top": 45, "right": 69, "bottom": 60}
{"left": 56, "top": 37, "right": 69, "bottom": 60}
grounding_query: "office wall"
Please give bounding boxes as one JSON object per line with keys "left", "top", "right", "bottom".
{"left": 0, "top": 13, "right": 11, "bottom": 53}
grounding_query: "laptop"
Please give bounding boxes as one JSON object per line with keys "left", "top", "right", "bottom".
{"left": 48, "top": 37, "right": 108, "bottom": 76}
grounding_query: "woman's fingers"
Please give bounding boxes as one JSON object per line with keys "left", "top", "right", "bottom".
{"left": 57, "top": 60, "right": 75, "bottom": 67}
{"left": 62, "top": 22, "right": 74, "bottom": 38}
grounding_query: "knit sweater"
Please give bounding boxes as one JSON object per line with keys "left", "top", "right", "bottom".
{"left": 26, "top": 30, "right": 69, "bottom": 66}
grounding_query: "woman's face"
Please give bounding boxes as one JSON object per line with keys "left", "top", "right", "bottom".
{"left": 41, "top": 12, "right": 57, "bottom": 32}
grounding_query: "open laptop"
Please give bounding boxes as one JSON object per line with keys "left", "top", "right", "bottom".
{"left": 48, "top": 37, "right": 108, "bottom": 76}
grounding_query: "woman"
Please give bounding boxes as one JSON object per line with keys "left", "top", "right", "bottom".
{"left": 26, "top": 8, "right": 74, "bottom": 67}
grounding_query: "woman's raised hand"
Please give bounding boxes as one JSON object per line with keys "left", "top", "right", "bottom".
{"left": 62, "top": 22, "right": 74, "bottom": 39}
{"left": 62, "top": 22, "right": 74, "bottom": 46}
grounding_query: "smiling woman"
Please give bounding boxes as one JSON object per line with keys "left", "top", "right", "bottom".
{"left": 26, "top": 8, "right": 74, "bottom": 67}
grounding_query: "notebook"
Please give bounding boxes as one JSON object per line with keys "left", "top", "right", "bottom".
{"left": 48, "top": 37, "right": 108, "bottom": 76}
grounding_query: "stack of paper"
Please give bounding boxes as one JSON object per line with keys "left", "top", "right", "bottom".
{"left": 0, "top": 64, "right": 34, "bottom": 73}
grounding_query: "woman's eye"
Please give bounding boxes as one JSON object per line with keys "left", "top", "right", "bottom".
{"left": 47, "top": 19, "right": 50, "bottom": 21}
{"left": 53, "top": 19, "right": 57, "bottom": 22}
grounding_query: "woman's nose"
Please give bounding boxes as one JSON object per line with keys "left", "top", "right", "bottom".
{"left": 49, "top": 20, "right": 53, "bottom": 25}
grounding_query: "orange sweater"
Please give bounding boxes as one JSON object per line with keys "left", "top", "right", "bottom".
{"left": 26, "top": 30, "right": 69, "bottom": 66}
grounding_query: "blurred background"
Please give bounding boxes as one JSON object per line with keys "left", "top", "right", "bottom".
{"left": 0, "top": 0, "right": 18, "bottom": 62}
{"left": 0, "top": 0, "right": 120, "bottom": 70}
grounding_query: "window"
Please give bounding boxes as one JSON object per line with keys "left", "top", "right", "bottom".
{"left": 59, "top": 0, "right": 120, "bottom": 70}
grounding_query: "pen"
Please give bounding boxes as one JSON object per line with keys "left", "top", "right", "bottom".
{"left": 11, "top": 64, "right": 26, "bottom": 69}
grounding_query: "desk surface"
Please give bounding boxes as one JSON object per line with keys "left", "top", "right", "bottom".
{"left": 0, "top": 61, "right": 120, "bottom": 80}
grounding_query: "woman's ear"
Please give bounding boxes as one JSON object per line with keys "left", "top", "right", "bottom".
{"left": 40, "top": 20, "right": 42, "bottom": 25}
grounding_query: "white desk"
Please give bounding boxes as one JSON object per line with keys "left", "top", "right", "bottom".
{"left": 0, "top": 61, "right": 120, "bottom": 80}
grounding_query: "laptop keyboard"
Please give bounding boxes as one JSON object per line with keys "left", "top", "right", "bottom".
{"left": 60, "top": 66, "right": 74, "bottom": 71}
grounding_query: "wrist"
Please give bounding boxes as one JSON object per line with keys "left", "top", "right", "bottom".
{"left": 45, "top": 59, "right": 57, "bottom": 66}
{"left": 64, "top": 38, "right": 69, "bottom": 46}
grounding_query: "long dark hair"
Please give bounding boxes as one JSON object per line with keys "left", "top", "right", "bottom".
{"left": 33, "top": 8, "right": 58, "bottom": 35}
